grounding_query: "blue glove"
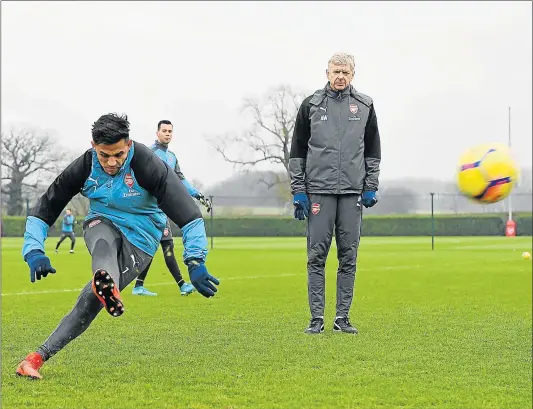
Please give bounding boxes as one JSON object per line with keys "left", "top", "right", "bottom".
{"left": 25, "top": 249, "right": 56, "bottom": 283}
{"left": 362, "top": 191, "right": 378, "bottom": 208}
{"left": 293, "top": 193, "right": 310, "bottom": 220}
{"left": 187, "top": 259, "right": 219, "bottom": 298}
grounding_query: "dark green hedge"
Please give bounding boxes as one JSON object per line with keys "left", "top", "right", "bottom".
{"left": 2, "top": 213, "right": 531, "bottom": 237}
{"left": 0, "top": 217, "right": 85, "bottom": 237}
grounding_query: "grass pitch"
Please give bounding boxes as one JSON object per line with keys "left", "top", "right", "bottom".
{"left": 1, "top": 236, "right": 532, "bottom": 409}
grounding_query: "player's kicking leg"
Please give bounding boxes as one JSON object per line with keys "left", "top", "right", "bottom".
{"left": 16, "top": 218, "right": 152, "bottom": 380}
{"left": 15, "top": 279, "right": 104, "bottom": 380}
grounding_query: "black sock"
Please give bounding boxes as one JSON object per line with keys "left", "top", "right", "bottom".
{"left": 134, "top": 278, "right": 144, "bottom": 288}
{"left": 163, "top": 246, "right": 184, "bottom": 285}
{"left": 36, "top": 346, "right": 50, "bottom": 362}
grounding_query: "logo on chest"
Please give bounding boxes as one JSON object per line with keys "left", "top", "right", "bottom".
{"left": 123, "top": 173, "right": 141, "bottom": 198}
{"left": 124, "top": 174, "right": 134, "bottom": 188}
{"left": 349, "top": 104, "right": 361, "bottom": 121}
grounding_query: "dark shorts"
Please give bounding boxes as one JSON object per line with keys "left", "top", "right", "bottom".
{"left": 160, "top": 219, "right": 174, "bottom": 244}
{"left": 82, "top": 217, "right": 152, "bottom": 291}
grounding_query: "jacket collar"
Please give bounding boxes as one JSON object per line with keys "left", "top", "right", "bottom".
{"left": 154, "top": 140, "right": 169, "bottom": 151}
{"left": 325, "top": 83, "right": 353, "bottom": 99}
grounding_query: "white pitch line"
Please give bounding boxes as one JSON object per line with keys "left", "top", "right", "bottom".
{"left": 2, "top": 288, "right": 87, "bottom": 297}
{"left": 0, "top": 273, "right": 299, "bottom": 297}
{"left": 0, "top": 265, "right": 429, "bottom": 297}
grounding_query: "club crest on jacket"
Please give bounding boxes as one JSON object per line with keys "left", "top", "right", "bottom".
{"left": 124, "top": 174, "right": 134, "bottom": 188}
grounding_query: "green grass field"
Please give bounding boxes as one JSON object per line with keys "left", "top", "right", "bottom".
{"left": 2, "top": 236, "right": 532, "bottom": 409}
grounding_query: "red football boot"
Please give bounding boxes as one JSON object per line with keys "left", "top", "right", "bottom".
{"left": 16, "top": 352, "right": 44, "bottom": 380}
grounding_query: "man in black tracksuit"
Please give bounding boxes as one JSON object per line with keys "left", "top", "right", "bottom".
{"left": 289, "top": 52, "right": 381, "bottom": 334}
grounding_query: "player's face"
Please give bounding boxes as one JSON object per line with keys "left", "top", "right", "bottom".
{"left": 157, "top": 124, "right": 173, "bottom": 145}
{"left": 327, "top": 63, "right": 353, "bottom": 91}
{"left": 91, "top": 139, "right": 132, "bottom": 176}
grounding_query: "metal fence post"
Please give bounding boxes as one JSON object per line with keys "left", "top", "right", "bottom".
{"left": 430, "top": 192, "right": 435, "bottom": 250}
{"left": 209, "top": 195, "right": 214, "bottom": 250}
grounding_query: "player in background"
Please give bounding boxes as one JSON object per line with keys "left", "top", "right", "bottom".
{"left": 16, "top": 113, "right": 219, "bottom": 380}
{"left": 131, "top": 119, "right": 212, "bottom": 297}
{"left": 55, "top": 208, "right": 76, "bottom": 254}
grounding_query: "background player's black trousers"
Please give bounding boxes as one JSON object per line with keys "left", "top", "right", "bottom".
{"left": 306, "top": 194, "right": 363, "bottom": 319}
{"left": 36, "top": 218, "right": 152, "bottom": 361}
{"left": 135, "top": 221, "right": 185, "bottom": 287}
{"left": 56, "top": 231, "right": 76, "bottom": 250}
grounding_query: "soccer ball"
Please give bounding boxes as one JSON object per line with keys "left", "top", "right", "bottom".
{"left": 456, "top": 143, "right": 519, "bottom": 204}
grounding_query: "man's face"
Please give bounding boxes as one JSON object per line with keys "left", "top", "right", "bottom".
{"left": 157, "top": 124, "right": 173, "bottom": 145}
{"left": 327, "top": 63, "right": 354, "bottom": 91}
{"left": 66, "top": 209, "right": 72, "bottom": 216}
{"left": 91, "top": 139, "right": 132, "bottom": 176}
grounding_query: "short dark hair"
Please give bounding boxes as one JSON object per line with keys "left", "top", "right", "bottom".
{"left": 92, "top": 113, "right": 130, "bottom": 145}
{"left": 157, "top": 120, "right": 172, "bottom": 130}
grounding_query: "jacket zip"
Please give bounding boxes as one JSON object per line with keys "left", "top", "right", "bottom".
{"left": 337, "top": 92, "right": 342, "bottom": 194}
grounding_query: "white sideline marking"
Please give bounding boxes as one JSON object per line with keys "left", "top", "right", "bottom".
{"left": 2, "top": 288, "right": 86, "bottom": 297}
{"left": 0, "top": 265, "right": 422, "bottom": 297}
{"left": 0, "top": 273, "right": 298, "bottom": 297}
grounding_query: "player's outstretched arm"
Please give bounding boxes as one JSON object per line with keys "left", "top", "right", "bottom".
{"left": 171, "top": 153, "right": 212, "bottom": 211}
{"left": 180, "top": 177, "right": 212, "bottom": 212}
{"left": 132, "top": 142, "right": 219, "bottom": 298}
{"left": 23, "top": 150, "right": 92, "bottom": 282}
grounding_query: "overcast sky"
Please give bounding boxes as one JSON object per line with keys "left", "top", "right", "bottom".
{"left": 2, "top": 1, "right": 531, "bottom": 190}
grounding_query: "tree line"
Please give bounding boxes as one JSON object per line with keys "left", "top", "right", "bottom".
{"left": 2, "top": 85, "right": 531, "bottom": 216}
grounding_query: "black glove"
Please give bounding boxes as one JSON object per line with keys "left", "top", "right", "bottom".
{"left": 196, "top": 193, "right": 212, "bottom": 213}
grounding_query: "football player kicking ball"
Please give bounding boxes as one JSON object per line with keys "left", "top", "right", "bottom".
{"left": 131, "top": 119, "right": 212, "bottom": 297}
{"left": 16, "top": 113, "right": 219, "bottom": 380}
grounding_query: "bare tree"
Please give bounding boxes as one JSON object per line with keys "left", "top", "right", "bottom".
{"left": 1, "top": 127, "right": 65, "bottom": 216}
{"left": 208, "top": 84, "right": 307, "bottom": 190}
